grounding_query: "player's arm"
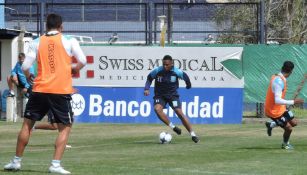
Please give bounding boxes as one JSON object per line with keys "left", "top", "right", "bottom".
{"left": 176, "top": 68, "right": 191, "bottom": 89}
{"left": 71, "top": 38, "right": 86, "bottom": 75}
{"left": 272, "top": 77, "right": 303, "bottom": 105}
{"left": 22, "top": 40, "right": 37, "bottom": 81}
{"left": 144, "top": 68, "right": 159, "bottom": 96}
{"left": 182, "top": 72, "right": 191, "bottom": 89}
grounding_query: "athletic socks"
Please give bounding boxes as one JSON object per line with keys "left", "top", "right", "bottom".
{"left": 168, "top": 122, "right": 175, "bottom": 129}
{"left": 13, "top": 156, "right": 22, "bottom": 162}
{"left": 190, "top": 131, "right": 196, "bottom": 137}
{"left": 51, "top": 160, "right": 61, "bottom": 167}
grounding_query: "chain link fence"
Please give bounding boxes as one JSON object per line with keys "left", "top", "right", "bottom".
{"left": 1, "top": 2, "right": 260, "bottom": 45}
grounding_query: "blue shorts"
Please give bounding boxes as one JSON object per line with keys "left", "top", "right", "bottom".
{"left": 153, "top": 96, "right": 181, "bottom": 109}
{"left": 24, "top": 92, "right": 74, "bottom": 125}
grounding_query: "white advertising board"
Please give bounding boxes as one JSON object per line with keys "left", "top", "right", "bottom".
{"left": 73, "top": 46, "right": 243, "bottom": 88}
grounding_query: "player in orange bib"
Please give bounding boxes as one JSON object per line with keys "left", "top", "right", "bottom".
{"left": 4, "top": 14, "right": 86, "bottom": 174}
{"left": 264, "top": 61, "right": 304, "bottom": 150}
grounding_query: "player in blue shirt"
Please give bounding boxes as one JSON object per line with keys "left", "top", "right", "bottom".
{"left": 144, "top": 55, "right": 199, "bottom": 143}
{"left": 7, "top": 53, "right": 35, "bottom": 97}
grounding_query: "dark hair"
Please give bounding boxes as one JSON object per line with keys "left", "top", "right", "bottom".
{"left": 281, "top": 61, "right": 294, "bottom": 73}
{"left": 163, "top": 55, "right": 172, "bottom": 61}
{"left": 18, "top": 53, "right": 25, "bottom": 58}
{"left": 46, "top": 13, "right": 62, "bottom": 30}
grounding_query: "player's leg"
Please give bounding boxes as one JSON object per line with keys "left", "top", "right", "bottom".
{"left": 53, "top": 123, "right": 72, "bottom": 160}
{"left": 49, "top": 123, "right": 72, "bottom": 174}
{"left": 281, "top": 122, "right": 294, "bottom": 149}
{"left": 16, "top": 118, "right": 36, "bottom": 156}
{"left": 4, "top": 92, "right": 47, "bottom": 171}
{"left": 173, "top": 108, "right": 199, "bottom": 143}
{"left": 288, "top": 111, "right": 297, "bottom": 127}
{"left": 265, "top": 119, "right": 277, "bottom": 136}
{"left": 4, "top": 118, "right": 35, "bottom": 171}
{"left": 34, "top": 111, "right": 58, "bottom": 130}
{"left": 7, "top": 75, "right": 18, "bottom": 96}
{"left": 280, "top": 111, "right": 296, "bottom": 149}
{"left": 154, "top": 103, "right": 170, "bottom": 125}
{"left": 170, "top": 97, "right": 199, "bottom": 143}
{"left": 48, "top": 94, "right": 73, "bottom": 174}
{"left": 153, "top": 97, "right": 182, "bottom": 135}
{"left": 34, "top": 123, "right": 58, "bottom": 130}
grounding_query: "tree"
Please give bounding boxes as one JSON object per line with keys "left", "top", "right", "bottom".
{"left": 266, "top": 0, "right": 306, "bottom": 44}
{"left": 213, "top": 0, "right": 307, "bottom": 44}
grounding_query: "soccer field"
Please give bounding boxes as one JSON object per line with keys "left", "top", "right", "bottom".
{"left": 1, "top": 121, "right": 307, "bottom": 175}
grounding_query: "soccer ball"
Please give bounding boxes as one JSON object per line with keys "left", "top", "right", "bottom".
{"left": 159, "top": 132, "right": 172, "bottom": 144}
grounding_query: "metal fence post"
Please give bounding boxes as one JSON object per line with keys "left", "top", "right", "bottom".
{"left": 257, "top": 0, "right": 265, "bottom": 118}
{"left": 148, "top": 2, "right": 153, "bottom": 45}
{"left": 40, "top": 2, "right": 44, "bottom": 35}
{"left": 166, "top": 0, "right": 173, "bottom": 44}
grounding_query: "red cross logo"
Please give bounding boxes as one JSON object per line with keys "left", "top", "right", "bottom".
{"left": 72, "top": 55, "right": 94, "bottom": 78}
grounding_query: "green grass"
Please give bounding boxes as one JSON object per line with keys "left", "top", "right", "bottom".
{"left": 1, "top": 121, "right": 307, "bottom": 175}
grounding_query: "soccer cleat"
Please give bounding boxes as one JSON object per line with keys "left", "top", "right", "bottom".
{"left": 65, "top": 145, "right": 72, "bottom": 149}
{"left": 4, "top": 160, "right": 21, "bottom": 171}
{"left": 265, "top": 121, "right": 272, "bottom": 136}
{"left": 7, "top": 92, "right": 15, "bottom": 97}
{"left": 173, "top": 126, "right": 182, "bottom": 135}
{"left": 192, "top": 136, "right": 200, "bottom": 143}
{"left": 49, "top": 165, "right": 71, "bottom": 174}
{"left": 281, "top": 143, "right": 294, "bottom": 150}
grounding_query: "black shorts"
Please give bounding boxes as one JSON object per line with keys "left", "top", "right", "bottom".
{"left": 153, "top": 96, "right": 181, "bottom": 109}
{"left": 24, "top": 92, "right": 74, "bottom": 125}
{"left": 272, "top": 110, "right": 294, "bottom": 128}
{"left": 47, "top": 110, "right": 56, "bottom": 124}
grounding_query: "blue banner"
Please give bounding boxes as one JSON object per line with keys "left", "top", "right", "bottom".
{"left": 72, "top": 87, "right": 243, "bottom": 124}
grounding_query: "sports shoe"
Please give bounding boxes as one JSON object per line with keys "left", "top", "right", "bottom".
{"left": 49, "top": 165, "right": 71, "bottom": 174}
{"left": 65, "top": 145, "right": 72, "bottom": 149}
{"left": 192, "top": 136, "right": 200, "bottom": 143}
{"left": 281, "top": 143, "right": 294, "bottom": 150}
{"left": 265, "top": 121, "right": 272, "bottom": 136}
{"left": 4, "top": 160, "right": 21, "bottom": 171}
{"left": 173, "top": 126, "right": 182, "bottom": 135}
{"left": 7, "top": 92, "right": 15, "bottom": 97}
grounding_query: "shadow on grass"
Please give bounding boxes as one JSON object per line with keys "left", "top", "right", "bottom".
{"left": 2, "top": 169, "right": 47, "bottom": 174}
{"left": 238, "top": 146, "right": 278, "bottom": 150}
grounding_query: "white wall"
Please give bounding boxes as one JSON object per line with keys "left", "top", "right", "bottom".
{"left": 0, "top": 37, "right": 26, "bottom": 93}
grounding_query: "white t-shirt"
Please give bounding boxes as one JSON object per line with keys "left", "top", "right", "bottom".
{"left": 22, "top": 30, "right": 86, "bottom": 71}
{"left": 271, "top": 72, "right": 294, "bottom": 105}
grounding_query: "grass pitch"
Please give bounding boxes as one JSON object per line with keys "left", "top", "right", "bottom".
{"left": 1, "top": 121, "right": 307, "bottom": 175}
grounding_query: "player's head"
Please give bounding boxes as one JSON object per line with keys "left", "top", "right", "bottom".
{"left": 162, "top": 55, "right": 173, "bottom": 71}
{"left": 46, "top": 13, "right": 63, "bottom": 32}
{"left": 18, "top": 53, "right": 25, "bottom": 63}
{"left": 281, "top": 61, "right": 294, "bottom": 77}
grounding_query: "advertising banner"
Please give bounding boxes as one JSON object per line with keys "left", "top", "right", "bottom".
{"left": 74, "top": 46, "right": 243, "bottom": 88}
{"left": 72, "top": 86, "right": 243, "bottom": 124}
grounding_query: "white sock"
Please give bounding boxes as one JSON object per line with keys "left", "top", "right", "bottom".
{"left": 283, "top": 141, "right": 290, "bottom": 145}
{"left": 32, "top": 124, "right": 36, "bottom": 131}
{"left": 190, "top": 131, "right": 196, "bottom": 137}
{"left": 9, "top": 90, "right": 15, "bottom": 95}
{"left": 168, "top": 122, "right": 175, "bottom": 129}
{"left": 13, "top": 156, "right": 21, "bottom": 162}
{"left": 51, "top": 160, "right": 61, "bottom": 167}
{"left": 270, "top": 121, "right": 277, "bottom": 128}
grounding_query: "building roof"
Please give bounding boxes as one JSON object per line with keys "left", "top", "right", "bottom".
{"left": 0, "top": 28, "right": 33, "bottom": 39}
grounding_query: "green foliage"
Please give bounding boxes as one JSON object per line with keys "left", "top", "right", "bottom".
{"left": 213, "top": 4, "right": 258, "bottom": 44}
{"left": 213, "top": 0, "right": 307, "bottom": 44}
